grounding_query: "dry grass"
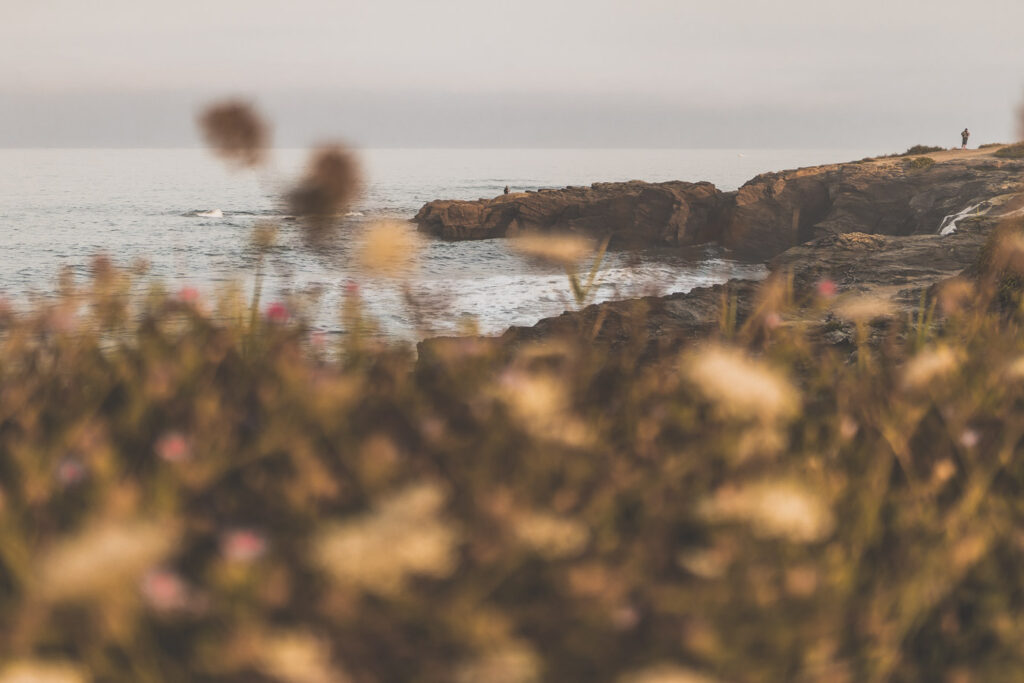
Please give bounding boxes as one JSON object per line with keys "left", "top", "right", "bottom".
{"left": 3, "top": 104, "right": 1024, "bottom": 682}
{"left": 0, "top": 223, "right": 1023, "bottom": 681}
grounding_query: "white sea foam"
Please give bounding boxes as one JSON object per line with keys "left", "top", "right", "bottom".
{"left": 0, "top": 147, "right": 874, "bottom": 338}
{"left": 938, "top": 202, "right": 985, "bottom": 236}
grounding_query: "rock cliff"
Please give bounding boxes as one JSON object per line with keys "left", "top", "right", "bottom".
{"left": 414, "top": 150, "right": 1024, "bottom": 259}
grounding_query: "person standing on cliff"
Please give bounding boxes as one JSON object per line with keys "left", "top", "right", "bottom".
{"left": 504, "top": 185, "right": 510, "bottom": 195}
{"left": 961, "top": 128, "right": 970, "bottom": 149}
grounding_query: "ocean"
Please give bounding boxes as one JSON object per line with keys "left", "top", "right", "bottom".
{"left": 0, "top": 148, "right": 878, "bottom": 338}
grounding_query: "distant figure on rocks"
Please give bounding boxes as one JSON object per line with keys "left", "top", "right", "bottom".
{"left": 961, "top": 128, "right": 970, "bottom": 149}
{"left": 504, "top": 185, "right": 510, "bottom": 195}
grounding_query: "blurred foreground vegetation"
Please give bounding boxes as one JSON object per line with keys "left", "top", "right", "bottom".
{"left": 2, "top": 220, "right": 1024, "bottom": 682}
{"left": 5, "top": 101, "right": 1024, "bottom": 682}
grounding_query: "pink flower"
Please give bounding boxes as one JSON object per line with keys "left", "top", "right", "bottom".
{"left": 959, "top": 429, "right": 980, "bottom": 449}
{"left": 816, "top": 279, "right": 838, "bottom": 298}
{"left": 141, "top": 569, "right": 189, "bottom": 611}
{"left": 177, "top": 287, "right": 200, "bottom": 304}
{"left": 764, "top": 312, "right": 783, "bottom": 330}
{"left": 221, "top": 528, "right": 267, "bottom": 562}
{"left": 265, "top": 302, "right": 290, "bottom": 323}
{"left": 155, "top": 432, "right": 190, "bottom": 463}
{"left": 345, "top": 281, "right": 360, "bottom": 295}
{"left": 56, "top": 457, "right": 87, "bottom": 486}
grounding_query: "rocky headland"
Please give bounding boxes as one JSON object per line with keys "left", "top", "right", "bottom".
{"left": 416, "top": 147, "right": 1024, "bottom": 359}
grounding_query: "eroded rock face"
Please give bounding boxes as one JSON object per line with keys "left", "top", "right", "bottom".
{"left": 413, "top": 181, "right": 724, "bottom": 245}
{"left": 414, "top": 154, "right": 1024, "bottom": 260}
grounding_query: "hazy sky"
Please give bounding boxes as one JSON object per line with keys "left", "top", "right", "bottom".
{"left": 2, "top": 0, "right": 1022, "bottom": 148}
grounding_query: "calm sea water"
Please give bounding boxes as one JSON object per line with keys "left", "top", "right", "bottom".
{"left": 0, "top": 148, "right": 876, "bottom": 338}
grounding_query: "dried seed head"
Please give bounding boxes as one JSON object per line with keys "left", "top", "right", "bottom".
{"left": 287, "top": 145, "right": 361, "bottom": 234}
{"left": 686, "top": 346, "right": 799, "bottom": 422}
{"left": 511, "top": 510, "right": 589, "bottom": 559}
{"left": 251, "top": 221, "right": 279, "bottom": 252}
{"left": 455, "top": 642, "right": 542, "bottom": 683}
{"left": 37, "top": 519, "right": 180, "bottom": 601}
{"left": 313, "top": 483, "right": 459, "bottom": 595}
{"left": 936, "top": 278, "right": 975, "bottom": 315}
{"left": 257, "top": 631, "right": 351, "bottom": 683}
{"left": 356, "top": 220, "right": 421, "bottom": 276}
{"left": 618, "top": 663, "right": 721, "bottom": 683}
{"left": 902, "top": 345, "right": 959, "bottom": 391}
{"left": 990, "top": 229, "right": 1024, "bottom": 274}
{"left": 0, "top": 660, "right": 88, "bottom": 683}
{"left": 699, "top": 479, "right": 835, "bottom": 543}
{"left": 510, "top": 233, "right": 593, "bottom": 267}
{"left": 198, "top": 100, "right": 268, "bottom": 168}
{"left": 832, "top": 295, "right": 895, "bottom": 323}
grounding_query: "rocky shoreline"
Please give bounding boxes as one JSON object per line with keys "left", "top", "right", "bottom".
{"left": 416, "top": 147, "right": 1024, "bottom": 358}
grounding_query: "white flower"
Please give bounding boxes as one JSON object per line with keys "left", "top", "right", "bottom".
{"left": 686, "top": 346, "right": 799, "bottom": 422}
{"left": 699, "top": 479, "right": 835, "bottom": 543}
{"left": 314, "top": 483, "right": 459, "bottom": 594}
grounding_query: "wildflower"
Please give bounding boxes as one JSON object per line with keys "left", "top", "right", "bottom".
{"left": 685, "top": 346, "right": 799, "bottom": 422}
{"left": 155, "top": 431, "right": 190, "bottom": 463}
{"left": 510, "top": 233, "right": 593, "bottom": 267}
{"left": 618, "top": 662, "right": 721, "bottom": 683}
{"left": 0, "top": 661, "right": 88, "bottom": 683}
{"left": 1004, "top": 355, "right": 1024, "bottom": 380}
{"left": 932, "top": 459, "right": 957, "bottom": 484}
{"left": 991, "top": 230, "right": 1024, "bottom": 274}
{"left": 257, "top": 631, "right": 350, "bottom": 683}
{"left": 251, "top": 221, "right": 278, "bottom": 252}
{"left": 90, "top": 254, "right": 114, "bottom": 284}
{"left": 839, "top": 415, "right": 859, "bottom": 440}
{"left": 140, "top": 568, "right": 190, "bottom": 612}
{"left": 198, "top": 100, "right": 268, "bottom": 168}
{"left": 764, "top": 311, "right": 783, "bottom": 329}
{"left": 356, "top": 220, "right": 421, "bottom": 276}
{"left": 266, "top": 302, "right": 290, "bottom": 323}
{"left": 785, "top": 565, "right": 819, "bottom": 597}
{"left": 699, "top": 479, "right": 835, "bottom": 543}
{"left": 816, "top": 279, "right": 838, "bottom": 298}
{"left": 287, "top": 145, "right": 361, "bottom": 225}
{"left": 55, "top": 456, "right": 87, "bottom": 487}
{"left": 455, "top": 642, "right": 542, "bottom": 683}
{"left": 498, "top": 370, "right": 568, "bottom": 425}
{"left": 177, "top": 287, "right": 200, "bottom": 304}
{"left": 313, "top": 483, "right": 459, "bottom": 595}
{"left": 902, "top": 345, "right": 959, "bottom": 391}
{"left": 677, "top": 547, "right": 732, "bottom": 579}
{"left": 344, "top": 281, "right": 360, "bottom": 295}
{"left": 37, "top": 519, "right": 179, "bottom": 601}
{"left": 495, "top": 370, "right": 592, "bottom": 447}
{"left": 832, "top": 295, "right": 894, "bottom": 323}
{"left": 959, "top": 429, "right": 980, "bottom": 449}
{"left": 936, "top": 278, "right": 975, "bottom": 315}
{"left": 511, "top": 510, "right": 589, "bottom": 559}
{"left": 221, "top": 528, "right": 268, "bottom": 562}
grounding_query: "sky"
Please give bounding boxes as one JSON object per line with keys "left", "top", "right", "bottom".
{"left": 1, "top": 0, "right": 1022, "bottom": 148}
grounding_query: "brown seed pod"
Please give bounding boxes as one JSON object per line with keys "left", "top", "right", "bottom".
{"left": 198, "top": 100, "right": 269, "bottom": 168}
{"left": 287, "top": 145, "right": 361, "bottom": 234}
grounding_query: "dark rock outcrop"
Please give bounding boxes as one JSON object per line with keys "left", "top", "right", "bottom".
{"left": 413, "top": 181, "right": 724, "bottom": 245}
{"left": 414, "top": 151, "right": 1024, "bottom": 260}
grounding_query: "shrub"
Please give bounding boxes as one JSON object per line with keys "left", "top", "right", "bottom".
{"left": 904, "top": 156, "right": 936, "bottom": 171}
{"left": 1, "top": 252, "right": 1024, "bottom": 681}
{"left": 902, "top": 144, "right": 944, "bottom": 155}
{"left": 994, "top": 142, "right": 1024, "bottom": 159}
